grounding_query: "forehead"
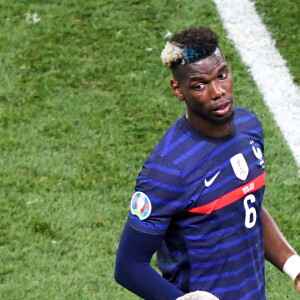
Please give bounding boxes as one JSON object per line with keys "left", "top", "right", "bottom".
{"left": 174, "top": 48, "right": 227, "bottom": 82}
{"left": 186, "top": 48, "right": 226, "bottom": 75}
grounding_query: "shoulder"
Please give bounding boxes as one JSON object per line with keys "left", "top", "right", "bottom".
{"left": 136, "top": 117, "right": 192, "bottom": 185}
{"left": 234, "top": 106, "right": 259, "bottom": 119}
{"left": 145, "top": 116, "right": 196, "bottom": 165}
{"left": 233, "top": 107, "right": 264, "bottom": 150}
{"left": 233, "top": 106, "right": 262, "bottom": 129}
{"left": 149, "top": 116, "right": 186, "bottom": 157}
{"left": 138, "top": 152, "right": 185, "bottom": 189}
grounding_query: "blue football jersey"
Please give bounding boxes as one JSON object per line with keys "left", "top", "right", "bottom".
{"left": 129, "top": 107, "right": 266, "bottom": 300}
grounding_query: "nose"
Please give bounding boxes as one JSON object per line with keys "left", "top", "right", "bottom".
{"left": 209, "top": 81, "right": 225, "bottom": 100}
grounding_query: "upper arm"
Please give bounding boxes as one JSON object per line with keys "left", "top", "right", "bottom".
{"left": 115, "top": 220, "right": 164, "bottom": 268}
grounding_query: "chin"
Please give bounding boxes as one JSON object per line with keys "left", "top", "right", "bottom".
{"left": 214, "top": 109, "right": 234, "bottom": 125}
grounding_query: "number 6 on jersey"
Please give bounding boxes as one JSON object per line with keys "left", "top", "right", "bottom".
{"left": 244, "top": 194, "right": 257, "bottom": 228}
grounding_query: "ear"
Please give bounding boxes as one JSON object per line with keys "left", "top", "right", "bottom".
{"left": 170, "top": 79, "right": 184, "bottom": 101}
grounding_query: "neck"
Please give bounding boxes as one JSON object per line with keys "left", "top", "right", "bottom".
{"left": 186, "top": 112, "right": 231, "bottom": 137}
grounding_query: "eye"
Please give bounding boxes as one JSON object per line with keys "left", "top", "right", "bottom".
{"left": 218, "top": 72, "right": 227, "bottom": 80}
{"left": 194, "top": 83, "right": 205, "bottom": 91}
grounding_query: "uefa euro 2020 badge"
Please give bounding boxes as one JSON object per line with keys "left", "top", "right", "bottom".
{"left": 131, "top": 192, "right": 152, "bottom": 220}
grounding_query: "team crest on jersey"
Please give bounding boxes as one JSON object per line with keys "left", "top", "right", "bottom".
{"left": 130, "top": 192, "right": 152, "bottom": 220}
{"left": 230, "top": 153, "right": 249, "bottom": 181}
{"left": 250, "top": 140, "right": 265, "bottom": 168}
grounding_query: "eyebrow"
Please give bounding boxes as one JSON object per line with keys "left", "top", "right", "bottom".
{"left": 188, "top": 64, "right": 229, "bottom": 83}
{"left": 189, "top": 75, "right": 207, "bottom": 83}
{"left": 218, "top": 65, "right": 229, "bottom": 73}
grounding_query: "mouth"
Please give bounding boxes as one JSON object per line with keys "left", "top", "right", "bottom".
{"left": 212, "top": 101, "right": 232, "bottom": 116}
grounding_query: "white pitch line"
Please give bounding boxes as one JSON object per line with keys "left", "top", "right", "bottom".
{"left": 213, "top": 0, "right": 300, "bottom": 167}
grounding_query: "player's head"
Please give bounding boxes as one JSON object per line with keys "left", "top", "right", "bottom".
{"left": 161, "top": 26, "right": 219, "bottom": 69}
{"left": 161, "top": 26, "right": 234, "bottom": 131}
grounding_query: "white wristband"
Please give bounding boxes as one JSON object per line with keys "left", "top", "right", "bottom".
{"left": 283, "top": 255, "right": 300, "bottom": 282}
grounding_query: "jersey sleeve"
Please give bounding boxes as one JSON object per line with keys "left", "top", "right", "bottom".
{"left": 115, "top": 221, "right": 184, "bottom": 300}
{"left": 128, "top": 156, "right": 187, "bottom": 235}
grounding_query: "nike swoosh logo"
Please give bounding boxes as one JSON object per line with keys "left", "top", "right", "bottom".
{"left": 204, "top": 171, "right": 221, "bottom": 187}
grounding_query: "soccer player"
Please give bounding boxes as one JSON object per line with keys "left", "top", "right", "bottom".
{"left": 114, "top": 26, "right": 300, "bottom": 299}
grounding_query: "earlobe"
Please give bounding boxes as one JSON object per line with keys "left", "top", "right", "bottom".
{"left": 170, "top": 79, "right": 185, "bottom": 101}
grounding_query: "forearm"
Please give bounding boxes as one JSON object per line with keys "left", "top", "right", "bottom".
{"left": 262, "top": 206, "right": 300, "bottom": 291}
{"left": 262, "top": 205, "right": 297, "bottom": 270}
{"left": 115, "top": 222, "right": 184, "bottom": 300}
{"left": 115, "top": 260, "right": 182, "bottom": 300}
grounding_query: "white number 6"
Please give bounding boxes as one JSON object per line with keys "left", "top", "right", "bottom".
{"left": 243, "top": 194, "right": 257, "bottom": 228}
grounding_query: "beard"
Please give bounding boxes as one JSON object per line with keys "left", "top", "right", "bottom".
{"left": 212, "top": 109, "right": 235, "bottom": 125}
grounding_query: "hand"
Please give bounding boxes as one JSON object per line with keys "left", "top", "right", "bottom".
{"left": 177, "top": 290, "right": 219, "bottom": 300}
{"left": 295, "top": 273, "right": 300, "bottom": 293}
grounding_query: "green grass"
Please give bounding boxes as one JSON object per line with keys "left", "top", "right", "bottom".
{"left": 255, "top": 0, "right": 300, "bottom": 85}
{"left": 0, "top": 0, "right": 299, "bottom": 299}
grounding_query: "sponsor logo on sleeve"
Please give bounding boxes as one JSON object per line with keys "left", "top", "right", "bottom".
{"left": 130, "top": 192, "right": 152, "bottom": 220}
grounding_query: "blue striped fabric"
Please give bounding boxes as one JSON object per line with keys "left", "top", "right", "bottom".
{"left": 128, "top": 107, "right": 266, "bottom": 299}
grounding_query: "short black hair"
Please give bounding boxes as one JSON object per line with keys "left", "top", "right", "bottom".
{"left": 170, "top": 26, "right": 219, "bottom": 68}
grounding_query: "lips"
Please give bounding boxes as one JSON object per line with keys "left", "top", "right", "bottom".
{"left": 212, "top": 101, "right": 232, "bottom": 116}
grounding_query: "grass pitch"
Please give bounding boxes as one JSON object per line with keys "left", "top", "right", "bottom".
{"left": 0, "top": 1, "right": 299, "bottom": 299}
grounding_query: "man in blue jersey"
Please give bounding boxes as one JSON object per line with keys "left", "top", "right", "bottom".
{"left": 115, "top": 26, "right": 300, "bottom": 300}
